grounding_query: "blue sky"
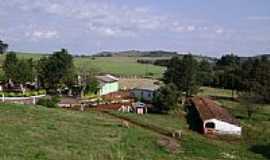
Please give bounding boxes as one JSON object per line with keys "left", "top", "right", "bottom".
{"left": 0, "top": 0, "right": 270, "bottom": 56}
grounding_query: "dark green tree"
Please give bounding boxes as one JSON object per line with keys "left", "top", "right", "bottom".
{"left": 164, "top": 55, "right": 200, "bottom": 96}
{"left": 37, "top": 49, "right": 75, "bottom": 92}
{"left": 15, "top": 58, "right": 35, "bottom": 84}
{"left": 154, "top": 83, "right": 180, "bottom": 112}
{"left": 0, "top": 40, "right": 8, "bottom": 54}
{"left": 3, "top": 52, "right": 18, "bottom": 81}
{"left": 198, "top": 59, "right": 213, "bottom": 86}
{"left": 215, "top": 54, "right": 241, "bottom": 97}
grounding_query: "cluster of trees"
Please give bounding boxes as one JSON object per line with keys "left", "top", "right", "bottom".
{"left": 3, "top": 52, "right": 35, "bottom": 85}
{"left": 37, "top": 49, "right": 75, "bottom": 92}
{"left": 155, "top": 54, "right": 270, "bottom": 114}
{"left": 2, "top": 49, "right": 98, "bottom": 96}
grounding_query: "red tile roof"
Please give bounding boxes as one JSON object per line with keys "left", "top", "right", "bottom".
{"left": 189, "top": 97, "right": 240, "bottom": 126}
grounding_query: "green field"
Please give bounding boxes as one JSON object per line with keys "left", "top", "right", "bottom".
{"left": 0, "top": 53, "right": 166, "bottom": 78}
{"left": 0, "top": 87, "right": 269, "bottom": 160}
{"left": 74, "top": 57, "right": 165, "bottom": 78}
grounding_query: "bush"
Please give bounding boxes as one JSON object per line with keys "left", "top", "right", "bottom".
{"left": 37, "top": 96, "right": 60, "bottom": 108}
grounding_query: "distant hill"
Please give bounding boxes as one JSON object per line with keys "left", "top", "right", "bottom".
{"left": 93, "top": 50, "right": 178, "bottom": 57}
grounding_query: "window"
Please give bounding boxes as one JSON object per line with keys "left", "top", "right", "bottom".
{"left": 205, "top": 122, "right": 215, "bottom": 129}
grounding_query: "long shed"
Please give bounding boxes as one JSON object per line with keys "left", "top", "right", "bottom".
{"left": 186, "top": 97, "right": 241, "bottom": 136}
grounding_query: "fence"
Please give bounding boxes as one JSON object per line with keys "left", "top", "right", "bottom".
{"left": 1, "top": 94, "right": 46, "bottom": 105}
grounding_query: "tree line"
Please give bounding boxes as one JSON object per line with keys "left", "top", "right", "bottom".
{"left": 155, "top": 54, "right": 270, "bottom": 115}
{"left": 2, "top": 48, "right": 97, "bottom": 96}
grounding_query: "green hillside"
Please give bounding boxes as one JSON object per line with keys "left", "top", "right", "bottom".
{"left": 0, "top": 95, "right": 269, "bottom": 160}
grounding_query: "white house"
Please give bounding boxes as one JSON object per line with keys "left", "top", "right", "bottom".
{"left": 96, "top": 74, "right": 119, "bottom": 96}
{"left": 187, "top": 97, "right": 241, "bottom": 136}
{"left": 130, "top": 85, "right": 159, "bottom": 102}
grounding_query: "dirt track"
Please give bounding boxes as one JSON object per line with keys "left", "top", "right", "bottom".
{"left": 100, "top": 110, "right": 182, "bottom": 153}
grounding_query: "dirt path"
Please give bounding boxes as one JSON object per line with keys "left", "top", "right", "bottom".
{"left": 100, "top": 110, "right": 182, "bottom": 153}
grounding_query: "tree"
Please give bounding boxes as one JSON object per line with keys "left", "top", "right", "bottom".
{"left": 239, "top": 91, "right": 262, "bottom": 119}
{"left": 0, "top": 40, "right": 8, "bottom": 54}
{"left": 153, "top": 83, "right": 180, "bottom": 112}
{"left": 198, "top": 59, "right": 213, "bottom": 86}
{"left": 239, "top": 57, "right": 270, "bottom": 102}
{"left": 37, "top": 49, "right": 75, "bottom": 92}
{"left": 164, "top": 55, "right": 200, "bottom": 96}
{"left": 215, "top": 54, "right": 241, "bottom": 97}
{"left": 77, "top": 64, "right": 99, "bottom": 97}
{"left": 15, "top": 58, "right": 35, "bottom": 84}
{"left": 3, "top": 52, "right": 18, "bottom": 81}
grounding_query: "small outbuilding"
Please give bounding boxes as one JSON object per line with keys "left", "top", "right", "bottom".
{"left": 133, "top": 102, "right": 148, "bottom": 115}
{"left": 186, "top": 97, "right": 241, "bottom": 136}
{"left": 96, "top": 74, "right": 119, "bottom": 96}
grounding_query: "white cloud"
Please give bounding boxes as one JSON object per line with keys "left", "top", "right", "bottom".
{"left": 187, "top": 25, "right": 195, "bottom": 32}
{"left": 26, "top": 30, "right": 59, "bottom": 40}
{"left": 216, "top": 28, "right": 224, "bottom": 34}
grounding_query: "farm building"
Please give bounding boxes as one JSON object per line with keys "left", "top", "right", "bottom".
{"left": 130, "top": 85, "right": 159, "bottom": 102}
{"left": 96, "top": 74, "right": 119, "bottom": 96}
{"left": 186, "top": 97, "right": 241, "bottom": 136}
{"left": 133, "top": 101, "right": 148, "bottom": 114}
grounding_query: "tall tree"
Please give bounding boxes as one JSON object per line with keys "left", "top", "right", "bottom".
{"left": 77, "top": 64, "right": 99, "bottom": 97}
{"left": 164, "top": 55, "right": 200, "bottom": 96}
{"left": 15, "top": 58, "right": 35, "bottom": 84}
{"left": 0, "top": 40, "right": 8, "bottom": 54}
{"left": 215, "top": 54, "right": 241, "bottom": 97}
{"left": 3, "top": 52, "right": 18, "bottom": 81}
{"left": 198, "top": 59, "right": 213, "bottom": 86}
{"left": 37, "top": 49, "right": 75, "bottom": 92}
{"left": 154, "top": 83, "right": 180, "bottom": 112}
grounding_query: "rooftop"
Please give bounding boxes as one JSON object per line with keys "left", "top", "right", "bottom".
{"left": 96, "top": 74, "right": 119, "bottom": 83}
{"left": 189, "top": 97, "right": 240, "bottom": 126}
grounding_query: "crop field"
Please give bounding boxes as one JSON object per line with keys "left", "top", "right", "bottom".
{"left": 0, "top": 53, "right": 166, "bottom": 78}
{"left": 74, "top": 57, "right": 165, "bottom": 78}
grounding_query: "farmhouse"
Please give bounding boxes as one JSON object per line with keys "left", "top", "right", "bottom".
{"left": 186, "top": 97, "right": 241, "bottom": 136}
{"left": 130, "top": 85, "right": 159, "bottom": 102}
{"left": 96, "top": 74, "right": 119, "bottom": 96}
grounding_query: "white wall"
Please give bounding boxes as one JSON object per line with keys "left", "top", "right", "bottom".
{"left": 204, "top": 119, "right": 242, "bottom": 136}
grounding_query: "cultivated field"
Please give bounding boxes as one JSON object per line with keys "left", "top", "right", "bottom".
{"left": 0, "top": 53, "right": 166, "bottom": 78}
{"left": 74, "top": 57, "right": 165, "bottom": 78}
{"left": 0, "top": 87, "right": 269, "bottom": 160}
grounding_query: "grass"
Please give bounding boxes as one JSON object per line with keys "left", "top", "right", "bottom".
{"left": 0, "top": 105, "right": 176, "bottom": 160}
{"left": 0, "top": 53, "right": 166, "bottom": 78}
{"left": 74, "top": 57, "right": 165, "bottom": 78}
{"left": 0, "top": 87, "right": 269, "bottom": 159}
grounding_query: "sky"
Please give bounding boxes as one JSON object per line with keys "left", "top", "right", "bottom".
{"left": 0, "top": 0, "right": 270, "bottom": 57}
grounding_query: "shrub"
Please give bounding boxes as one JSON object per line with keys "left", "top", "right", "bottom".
{"left": 37, "top": 96, "right": 60, "bottom": 108}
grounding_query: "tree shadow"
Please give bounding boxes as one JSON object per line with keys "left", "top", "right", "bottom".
{"left": 249, "top": 144, "right": 270, "bottom": 159}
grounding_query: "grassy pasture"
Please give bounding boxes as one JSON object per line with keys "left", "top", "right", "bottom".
{"left": 0, "top": 87, "right": 269, "bottom": 160}
{"left": 0, "top": 104, "right": 267, "bottom": 160}
{"left": 0, "top": 53, "right": 166, "bottom": 78}
{"left": 74, "top": 57, "right": 165, "bottom": 78}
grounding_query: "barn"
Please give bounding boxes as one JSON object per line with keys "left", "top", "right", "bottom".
{"left": 186, "top": 97, "right": 241, "bottom": 136}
